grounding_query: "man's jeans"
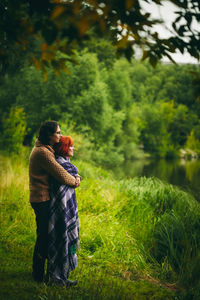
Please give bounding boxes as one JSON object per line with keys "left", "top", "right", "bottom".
{"left": 31, "top": 200, "right": 50, "bottom": 281}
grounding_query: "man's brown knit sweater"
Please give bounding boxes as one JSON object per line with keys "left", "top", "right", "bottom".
{"left": 29, "top": 140, "right": 76, "bottom": 203}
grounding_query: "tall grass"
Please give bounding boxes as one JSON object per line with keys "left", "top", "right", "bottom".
{"left": 0, "top": 150, "right": 200, "bottom": 299}
{"left": 116, "top": 178, "right": 200, "bottom": 286}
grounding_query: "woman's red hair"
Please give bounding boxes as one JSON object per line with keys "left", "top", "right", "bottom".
{"left": 54, "top": 136, "right": 74, "bottom": 157}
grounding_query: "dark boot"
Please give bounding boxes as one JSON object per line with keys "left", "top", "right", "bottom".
{"left": 32, "top": 251, "right": 46, "bottom": 282}
{"left": 65, "top": 270, "right": 78, "bottom": 286}
{"left": 65, "top": 278, "right": 78, "bottom": 287}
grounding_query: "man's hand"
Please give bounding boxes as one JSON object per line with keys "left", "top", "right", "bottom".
{"left": 75, "top": 176, "right": 80, "bottom": 187}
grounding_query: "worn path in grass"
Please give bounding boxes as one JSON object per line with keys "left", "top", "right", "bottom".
{"left": 0, "top": 242, "right": 178, "bottom": 300}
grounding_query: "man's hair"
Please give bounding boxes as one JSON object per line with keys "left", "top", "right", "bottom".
{"left": 38, "top": 120, "right": 58, "bottom": 145}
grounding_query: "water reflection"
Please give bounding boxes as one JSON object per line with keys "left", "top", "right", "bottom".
{"left": 112, "top": 158, "right": 200, "bottom": 202}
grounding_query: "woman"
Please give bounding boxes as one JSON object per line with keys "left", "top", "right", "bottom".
{"left": 29, "top": 121, "right": 80, "bottom": 283}
{"left": 48, "top": 136, "right": 81, "bottom": 287}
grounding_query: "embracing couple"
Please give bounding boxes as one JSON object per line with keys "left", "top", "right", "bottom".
{"left": 29, "top": 120, "right": 81, "bottom": 287}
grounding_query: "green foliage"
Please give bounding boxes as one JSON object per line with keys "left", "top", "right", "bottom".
{"left": 83, "top": 36, "right": 117, "bottom": 69}
{"left": 169, "top": 104, "right": 189, "bottom": 146}
{"left": 0, "top": 106, "right": 27, "bottom": 153}
{"left": 157, "top": 64, "right": 199, "bottom": 108}
{"left": 138, "top": 103, "right": 171, "bottom": 157}
{"left": 1, "top": 0, "right": 199, "bottom": 77}
{"left": 67, "top": 52, "right": 99, "bottom": 97}
{"left": 185, "top": 130, "right": 200, "bottom": 154}
{"left": 105, "top": 59, "right": 132, "bottom": 110}
{"left": 117, "top": 103, "right": 145, "bottom": 160}
{"left": 0, "top": 43, "right": 200, "bottom": 161}
{"left": 15, "top": 66, "right": 72, "bottom": 139}
{"left": 72, "top": 80, "right": 109, "bottom": 136}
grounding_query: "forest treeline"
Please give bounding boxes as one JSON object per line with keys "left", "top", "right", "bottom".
{"left": 0, "top": 38, "right": 200, "bottom": 166}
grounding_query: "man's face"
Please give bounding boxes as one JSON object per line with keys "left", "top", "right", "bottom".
{"left": 49, "top": 125, "right": 61, "bottom": 145}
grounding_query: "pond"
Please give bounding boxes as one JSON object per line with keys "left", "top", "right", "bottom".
{"left": 112, "top": 158, "right": 200, "bottom": 202}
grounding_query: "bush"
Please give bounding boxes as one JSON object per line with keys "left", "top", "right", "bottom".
{"left": 185, "top": 130, "right": 200, "bottom": 155}
{"left": 0, "top": 106, "right": 27, "bottom": 153}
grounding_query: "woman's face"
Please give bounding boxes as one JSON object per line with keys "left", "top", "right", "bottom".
{"left": 49, "top": 125, "right": 61, "bottom": 146}
{"left": 67, "top": 145, "right": 74, "bottom": 158}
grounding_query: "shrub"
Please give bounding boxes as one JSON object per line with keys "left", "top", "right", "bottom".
{"left": 185, "top": 130, "right": 200, "bottom": 155}
{"left": 0, "top": 106, "right": 27, "bottom": 153}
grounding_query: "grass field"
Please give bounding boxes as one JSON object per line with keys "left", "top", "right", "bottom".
{"left": 0, "top": 149, "right": 199, "bottom": 299}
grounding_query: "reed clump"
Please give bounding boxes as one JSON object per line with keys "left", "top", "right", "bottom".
{"left": 116, "top": 177, "right": 200, "bottom": 297}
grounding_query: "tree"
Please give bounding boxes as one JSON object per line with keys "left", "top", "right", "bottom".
{"left": 0, "top": 0, "right": 199, "bottom": 76}
{"left": 138, "top": 103, "right": 172, "bottom": 156}
{"left": 185, "top": 130, "right": 200, "bottom": 154}
{"left": 105, "top": 59, "right": 132, "bottom": 110}
{"left": 169, "top": 104, "right": 197, "bottom": 146}
{"left": 0, "top": 107, "right": 27, "bottom": 152}
{"left": 83, "top": 36, "right": 117, "bottom": 69}
{"left": 156, "top": 64, "right": 199, "bottom": 108}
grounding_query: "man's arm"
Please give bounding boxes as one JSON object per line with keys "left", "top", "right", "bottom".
{"left": 75, "top": 176, "right": 81, "bottom": 187}
{"left": 39, "top": 150, "right": 76, "bottom": 186}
